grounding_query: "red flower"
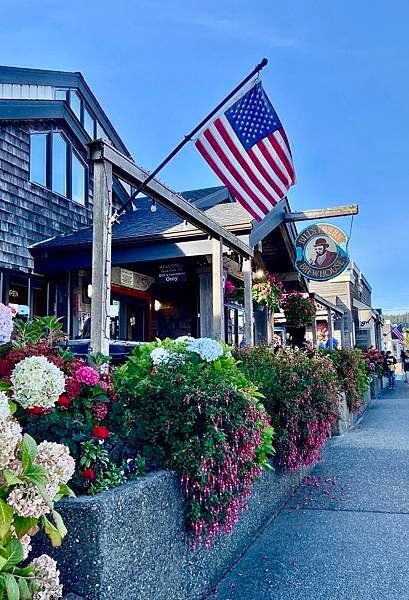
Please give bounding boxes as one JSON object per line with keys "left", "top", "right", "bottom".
{"left": 0, "top": 359, "right": 13, "bottom": 376}
{"left": 56, "top": 395, "right": 71, "bottom": 407}
{"left": 26, "top": 406, "right": 43, "bottom": 415}
{"left": 81, "top": 468, "right": 95, "bottom": 480}
{"left": 92, "top": 425, "right": 110, "bottom": 439}
{"left": 65, "top": 377, "right": 82, "bottom": 399}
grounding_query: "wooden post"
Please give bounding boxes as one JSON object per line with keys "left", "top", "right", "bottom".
{"left": 340, "top": 314, "right": 346, "bottom": 348}
{"left": 243, "top": 258, "right": 254, "bottom": 346}
{"left": 198, "top": 269, "right": 212, "bottom": 338}
{"left": 91, "top": 159, "right": 112, "bottom": 355}
{"left": 311, "top": 317, "right": 318, "bottom": 347}
{"left": 327, "top": 308, "right": 334, "bottom": 349}
{"left": 211, "top": 237, "right": 224, "bottom": 340}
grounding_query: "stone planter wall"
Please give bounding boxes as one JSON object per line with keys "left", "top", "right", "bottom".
{"left": 332, "top": 381, "right": 378, "bottom": 437}
{"left": 37, "top": 468, "right": 307, "bottom": 600}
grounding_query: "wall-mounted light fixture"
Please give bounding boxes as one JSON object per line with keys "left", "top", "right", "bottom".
{"left": 154, "top": 299, "right": 162, "bottom": 311}
{"left": 256, "top": 269, "right": 264, "bottom": 278}
{"left": 87, "top": 284, "right": 93, "bottom": 299}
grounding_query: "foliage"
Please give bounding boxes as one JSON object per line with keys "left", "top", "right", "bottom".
{"left": 282, "top": 293, "right": 317, "bottom": 327}
{"left": 361, "top": 347, "right": 384, "bottom": 377}
{"left": 0, "top": 392, "right": 74, "bottom": 599}
{"left": 11, "top": 316, "right": 66, "bottom": 349}
{"left": 236, "top": 346, "right": 340, "bottom": 470}
{"left": 252, "top": 272, "right": 283, "bottom": 311}
{"left": 114, "top": 338, "right": 274, "bottom": 546}
{"left": 324, "top": 349, "right": 370, "bottom": 413}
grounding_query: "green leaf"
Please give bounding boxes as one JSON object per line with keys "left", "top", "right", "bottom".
{"left": 51, "top": 510, "right": 67, "bottom": 540}
{"left": 23, "top": 465, "right": 48, "bottom": 487}
{"left": 0, "top": 500, "right": 13, "bottom": 540}
{"left": 17, "top": 578, "right": 30, "bottom": 600}
{"left": 12, "top": 517, "right": 38, "bottom": 538}
{"left": 54, "top": 483, "right": 75, "bottom": 502}
{"left": 41, "top": 516, "right": 62, "bottom": 548}
{"left": 3, "top": 573, "right": 20, "bottom": 600}
{"left": 0, "top": 555, "right": 7, "bottom": 570}
{"left": 2, "top": 471, "right": 23, "bottom": 488}
{"left": 32, "top": 484, "right": 52, "bottom": 511}
{"left": 3, "top": 539, "right": 24, "bottom": 569}
{"left": 0, "top": 382, "right": 11, "bottom": 392}
{"left": 20, "top": 435, "right": 37, "bottom": 471}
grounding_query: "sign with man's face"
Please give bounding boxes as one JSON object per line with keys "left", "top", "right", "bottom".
{"left": 294, "top": 223, "right": 349, "bottom": 282}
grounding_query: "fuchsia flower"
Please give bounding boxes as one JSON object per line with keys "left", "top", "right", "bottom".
{"left": 75, "top": 366, "right": 100, "bottom": 386}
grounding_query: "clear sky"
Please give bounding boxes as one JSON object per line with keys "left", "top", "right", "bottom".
{"left": 1, "top": 0, "right": 408, "bottom": 310}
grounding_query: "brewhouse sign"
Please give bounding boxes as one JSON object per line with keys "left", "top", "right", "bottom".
{"left": 294, "top": 223, "right": 349, "bottom": 282}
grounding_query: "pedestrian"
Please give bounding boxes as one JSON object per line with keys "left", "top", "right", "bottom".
{"left": 385, "top": 351, "right": 397, "bottom": 390}
{"left": 403, "top": 349, "right": 409, "bottom": 384}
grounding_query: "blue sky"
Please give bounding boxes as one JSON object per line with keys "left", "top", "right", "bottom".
{"left": 1, "top": 0, "right": 408, "bottom": 311}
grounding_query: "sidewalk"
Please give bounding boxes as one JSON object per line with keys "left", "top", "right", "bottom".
{"left": 210, "top": 379, "right": 409, "bottom": 600}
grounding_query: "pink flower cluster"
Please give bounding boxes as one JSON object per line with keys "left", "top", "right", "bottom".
{"left": 75, "top": 366, "right": 100, "bottom": 386}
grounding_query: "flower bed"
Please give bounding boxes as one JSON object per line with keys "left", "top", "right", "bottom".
{"left": 236, "top": 346, "right": 340, "bottom": 470}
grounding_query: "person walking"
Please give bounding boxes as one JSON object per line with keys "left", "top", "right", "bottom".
{"left": 385, "top": 350, "right": 397, "bottom": 390}
{"left": 403, "top": 349, "right": 409, "bottom": 383}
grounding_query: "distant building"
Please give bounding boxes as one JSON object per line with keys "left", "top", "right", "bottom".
{"left": 309, "top": 261, "right": 384, "bottom": 349}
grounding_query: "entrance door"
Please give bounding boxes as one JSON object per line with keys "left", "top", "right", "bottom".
{"left": 110, "top": 285, "right": 152, "bottom": 342}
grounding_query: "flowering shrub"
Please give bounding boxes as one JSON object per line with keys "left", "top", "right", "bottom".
{"left": 362, "top": 347, "right": 384, "bottom": 377}
{"left": 115, "top": 338, "right": 274, "bottom": 546}
{"left": 0, "top": 303, "right": 14, "bottom": 343}
{"left": 252, "top": 272, "right": 283, "bottom": 311}
{"left": 282, "top": 292, "right": 317, "bottom": 327}
{"left": 0, "top": 391, "right": 74, "bottom": 599}
{"left": 324, "top": 348, "right": 370, "bottom": 413}
{"left": 236, "top": 346, "right": 339, "bottom": 470}
{"left": 11, "top": 355, "right": 66, "bottom": 409}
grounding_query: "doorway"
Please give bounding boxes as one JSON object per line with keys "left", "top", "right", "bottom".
{"left": 110, "top": 285, "right": 152, "bottom": 342}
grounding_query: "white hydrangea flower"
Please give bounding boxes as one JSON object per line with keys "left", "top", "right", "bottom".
{"left": 175, "top": 335, "right": 194, "bottom": 343}
{"left": 11, "top": 356, "right": 65, "bottom": 409}
{"left": 7, "top": 484, "right": 53, "bottom": 518}
{"left": 36, "top": 441, "right": 75, "bottom": 484}
{"left": 0, "top": 416, "right": 22, "bottom": 469}
{"left": 0, "top": 303, "right": 14, "bottom": 343}
{"left": 0, "top": 390, "right": 11, "bottom": 419}
{"left": 30, "top": 554, "right": 63, "bottom": 600}
{"left": 187, "top": 338, "right": 224, "bottom": 362}
{"left": 151, "top": 347, "right": 171, "bottom": 366}
{"left": 11, "top": 526, "right": 32, "bottom": 560}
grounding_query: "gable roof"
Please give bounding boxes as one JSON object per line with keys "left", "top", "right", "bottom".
{"left": 31, "top": 186, "right": 245, "bottom": 252}
{"left": 0, "top": 65, "right": 129, "bottom": 156}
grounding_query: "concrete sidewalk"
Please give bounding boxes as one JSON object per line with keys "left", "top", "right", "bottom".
{"left": 210, "top": 379, "right": 409, "bottom": 600}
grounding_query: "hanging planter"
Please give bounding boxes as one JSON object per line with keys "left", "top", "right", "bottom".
{"left": 252, "top": 272, "right": 283, "bottom": 311}
{"left": 225, "top": 279, "right": 244, "bottom": 305}
{"left": 282, "top": 292, "right": 317, "bottom": 326}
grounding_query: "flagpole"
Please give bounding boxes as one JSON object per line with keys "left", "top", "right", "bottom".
{"left": 113, "top": 57, "right": 269, "bottom": 219}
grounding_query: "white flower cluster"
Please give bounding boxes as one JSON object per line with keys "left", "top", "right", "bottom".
{"left": 7, "top": 441, "right": 74, "bottom": 519}
{"left": 175, "top": 335, "right": 195, "bottom": 343}
{"left": 187, "top": 337, "right": 224, "bottom": 362}
{"left": 150, "top": 347, "right": 185, "bottom": 367}
{"left": 0, "top": 303, "right": 14, "bottom": 343}
{"left": 11, "top": 526, "right": 32, "bottom": 559}
{"left": 30, "top": 554, "right": 63, "bottom": 600}
{"left": 0, "top": 392, "right": 22, "bottom": 469}
{"left": 11, "top": 355, "right": 65, "bottom": 409}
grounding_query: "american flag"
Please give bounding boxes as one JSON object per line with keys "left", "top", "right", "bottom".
{"left": 195, "top": 81, "right": 295, "bottom": 221}
{"left": 391, "top": 324, "right": 404, "bottom": 343}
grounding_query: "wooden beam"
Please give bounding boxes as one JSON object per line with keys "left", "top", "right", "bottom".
{"left": 243, "top": 258, "right": 254, "bottom": 346}
{"left": 90, "top": 159, "right": 112, "bottom": 355}
{"left": 88, "top": 140, "right": 253, "bottom": 258}
{"left": 249, "top": 198, "right": 288, "bottom": 248}
{"left": 211, "top": 238, "right": 224, "bottom": 340}
{"left": 285, "top": 205, "right": 358, "bottom": 223}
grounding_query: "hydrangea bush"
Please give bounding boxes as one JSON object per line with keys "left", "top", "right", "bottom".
{"left": 0, "top": 304, "right": 14, "bottom": 344}
{"left": 0, "top": 391, "right": 74, "bottom": 599}
{"left": 115, "top": 338, "right": 274, "bottom": 546}
{"left": 236, "top": 346, "right": 340, "bottom": 470}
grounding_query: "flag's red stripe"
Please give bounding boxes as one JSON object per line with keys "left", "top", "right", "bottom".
{"left": 269, "top": 131, "right": 295, "bottom": 184}
{"left": 247, "top": 147, "right": 287, "bottom": 198}
{"left": 195, "top": 139, "right": 261, "bottom": 221}
{"left": 280, "top": 128, "right": 293, "bottom": 159}
{"left": 203, "top": 129, "right": 269, "bottom": 217}
{"left": 214, "top": 119, "right": 279, "bottom": 208}
{"left": 256, "top": 141, "right": 290, "bottom": 188}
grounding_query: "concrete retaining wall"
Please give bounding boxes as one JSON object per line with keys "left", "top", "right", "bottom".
{"left": 42, "top": 468, "right": 307, "bottom": 600}
{"left": 332, "top": 378, "right": 380, "bottom": 437}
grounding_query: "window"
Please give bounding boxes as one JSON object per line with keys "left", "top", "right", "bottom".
{"left": 83, "top": 105, "right": 95, "bottom": 139}
{"left": 70, "top": 90, "right": 82, "bottom": 120}
{"left": 55, "top": 89, "right": 68, "bottom": 101}
{"left": 29, "top": 132, "right": 87, "bottom": 205}
{"left": 29, "top": 133, "right": 47, "bottom": 186}
{"left": 52, "top": 133, "right": 68, "bottom": 196}
{"left": 96, "top": 121, "right": 109, "bottom": 141}
{"left": 72, "top": 152, "right": 85, "bottom": 205}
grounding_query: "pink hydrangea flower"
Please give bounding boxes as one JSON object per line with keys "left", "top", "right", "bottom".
{"left": 75, "top": 366, "right": 100, "bottom": 386}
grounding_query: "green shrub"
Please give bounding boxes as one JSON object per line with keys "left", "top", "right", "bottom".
{"left": 323, "top": 348, "right": 370, "bottom": 413}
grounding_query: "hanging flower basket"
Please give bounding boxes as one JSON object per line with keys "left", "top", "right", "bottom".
{"left": 225, "top": 279, "right": 244, "bottom": 305}
{"left": 252, "top": 273, "right": 283, "bottom": 311}
{"left": 282, "top": 292, "right": 317, "bottom": 326}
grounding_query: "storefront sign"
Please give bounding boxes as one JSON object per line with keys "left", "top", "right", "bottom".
{"left": 158, "top": 263, "right": 187, "bottom": 284}
{"left": 111, "top": 268, "right": 154, "bottom": 292}
{"left": 294, "top": 223, "right": 349, "bottom": 282}
{"left": 358, "top": 309, "right": 372, "bottom": 330}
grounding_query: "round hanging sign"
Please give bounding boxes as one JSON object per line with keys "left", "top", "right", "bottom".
{"left": 294, "top": 223, "right": 350, "bottom": 282}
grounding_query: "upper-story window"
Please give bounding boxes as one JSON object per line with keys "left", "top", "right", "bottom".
{"left": 70, "top": 90, "right": 82, "bottom": 121}
{"left": 55, "top": 89, "right": 68, "bottom": 101}
{"left": 29, "top": 132, "right": 87, "bottom": 206}
{"left": 83, "top": 105, "right": 95, "bottom": 139}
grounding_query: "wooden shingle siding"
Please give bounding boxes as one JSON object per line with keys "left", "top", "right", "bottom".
{"left": 0, "top": 121, "right": 93, "bottom": 272}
